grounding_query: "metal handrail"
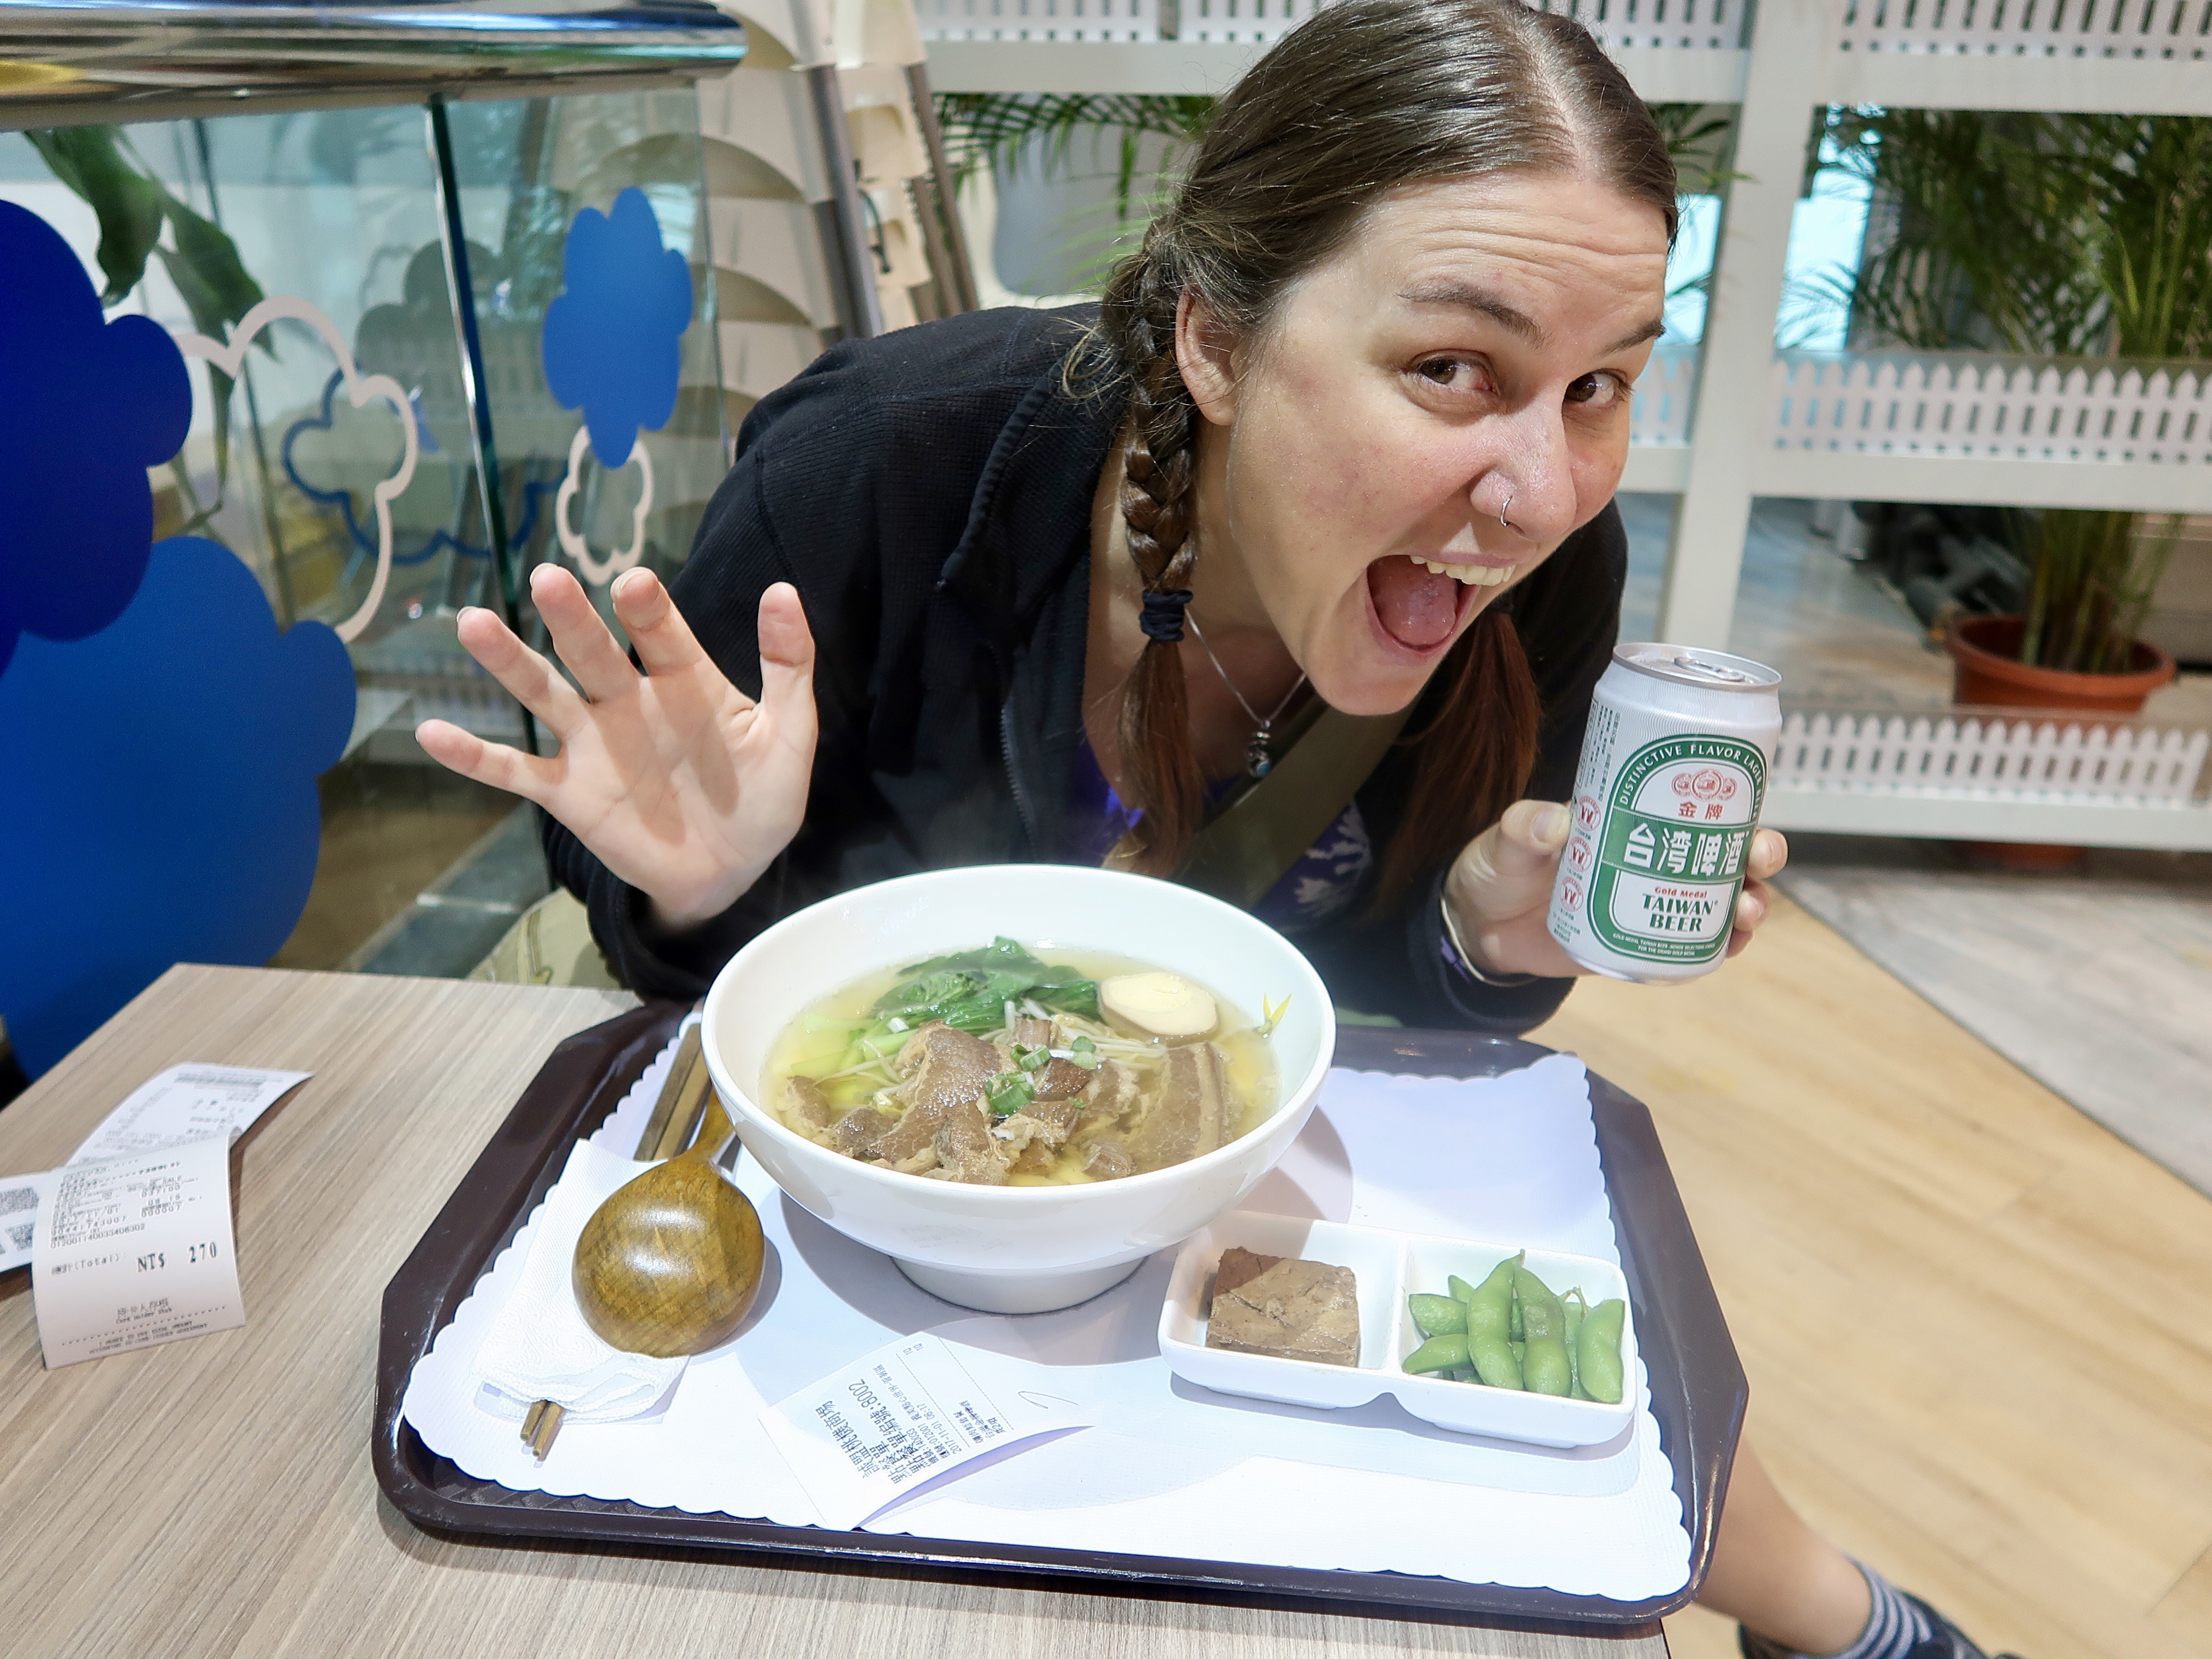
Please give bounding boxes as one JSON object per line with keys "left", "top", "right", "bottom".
{"left": 0, "top": 0, "right": 747, "bottom": 128}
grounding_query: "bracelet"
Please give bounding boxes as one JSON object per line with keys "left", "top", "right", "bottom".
{"left": 1439, "top": 891, "right": 1538, "bottom": 989}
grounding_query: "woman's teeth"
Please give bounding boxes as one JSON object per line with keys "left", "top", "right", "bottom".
{"left": 1410, "top": 556, "right": 1509, "bottom": 588}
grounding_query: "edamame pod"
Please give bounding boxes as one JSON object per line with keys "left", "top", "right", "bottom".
{"left": 1459, "top": 1253, "right": 1524, "bottom": 1388}
{"left": 1511, "top": 1266, "right": 1574, "bottom": 1396}
{"left": 1403, "top": 1334, "right": 1470, "bottom": 1374}
{"left": 1409, "top": 1294, "right": 1467, "bottom": 1337}
{"left": 1561, "top": 1290, "right": 1586, "bottom": 1398}
{"left": 1577, "top": 1297, "right": 1627, "bottom": 1404}
{"left": 1447, "top": 1274, "right": 1482, "bottom": 1303}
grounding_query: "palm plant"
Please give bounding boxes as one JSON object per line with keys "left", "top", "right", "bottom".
{"left": 1821, "top": 109, "right": 2212, "bottom": 674}
{"left": 28, "top": 124, "right": 269, "bottom": 539}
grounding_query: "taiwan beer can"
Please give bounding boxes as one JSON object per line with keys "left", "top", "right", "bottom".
{"left": 1546, "top": 644, "right": 1783, "bottom": 984}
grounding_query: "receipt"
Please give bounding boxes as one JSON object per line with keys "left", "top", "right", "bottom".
{"left": 760, "top": 1332, "right": 1091, "bottom": 1529}
{"left": 32, "top": 1135, "right": 245, "bottom": 1369}
{"left": 0, "top": 1064, "right": 307, "bottom": 1275}
{"left": 0, "top": 1171, "right": 54, "bottom": 1272}
{"left": 68, "top": 1064, "right": 309, "bottom": 1164}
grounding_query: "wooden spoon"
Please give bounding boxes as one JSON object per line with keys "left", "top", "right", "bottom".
{"left": 572, "top": 1088, "right": 765, "bottom": 1359}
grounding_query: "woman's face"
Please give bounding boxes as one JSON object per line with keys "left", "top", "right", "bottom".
{"left": 1183, "top": 170, "right": 1670, "bottom": 717}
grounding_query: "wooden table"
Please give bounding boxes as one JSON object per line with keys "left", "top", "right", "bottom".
{"left": 0, "top": 966, "right": 1666, "bottom": 1659}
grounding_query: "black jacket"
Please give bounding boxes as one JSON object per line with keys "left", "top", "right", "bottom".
{"left": 546, "top": 305, "right": 1624, "bottom": 1035}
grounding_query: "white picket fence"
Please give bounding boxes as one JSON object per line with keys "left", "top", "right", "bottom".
{"left": 1771, "top": 709, "right": 2212, "bottom": 803}
{"left": 1835, "top": 0, "right": 2212, "bottom": 59}
{"left": 1765, "top": 352, "right": 2212, "bottom": 467}
{"left": 1630, "top": 343, "right": 1700, "bottom": 450}
{"left": 915, "top": 0, "right": 1162, "bottom": 41}
{"left": 916, "top": 0, "right": 1745, "bottom": 45}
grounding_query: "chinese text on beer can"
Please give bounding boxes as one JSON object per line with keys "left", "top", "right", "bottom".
{"left": 1547, "top": 645, "right": 1783, "bottom": 984}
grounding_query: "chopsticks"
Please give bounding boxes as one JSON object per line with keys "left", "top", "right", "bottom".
{"left": 521, "top": 1019, "right": 711, "bottom": 1464}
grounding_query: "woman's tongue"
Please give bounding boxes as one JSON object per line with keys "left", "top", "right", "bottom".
{"left": 1367, "top": 555, "right": 1460, "bottom": 650}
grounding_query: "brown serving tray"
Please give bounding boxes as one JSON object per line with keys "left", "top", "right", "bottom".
{"left": 373, "top": 1004, "right": 1744, "bottom": 1630}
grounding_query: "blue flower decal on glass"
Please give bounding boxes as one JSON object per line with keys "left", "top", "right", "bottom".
{"left": 0, "top": 536, "right": 355, "bottom": 1073}
{"left": 541, "top": 187, "right": 694, "bottom": 468}
{"left": 0, "top": 199, "right": 191, "bottom": 679}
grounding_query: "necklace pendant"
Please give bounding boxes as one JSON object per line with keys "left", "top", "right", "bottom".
{"left": 1247, "top": 728, "right": 1274, "bottom": 779}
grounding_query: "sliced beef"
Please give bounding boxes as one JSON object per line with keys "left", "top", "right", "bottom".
{"left": 990, "top": 1097, "right": 1084, "bottom": 1175}
{"left": 895, "top": 1022, "right": 1004, "bottom": 1113}
{"left": 828, "top": 1106, "right": 893, "bottom": 1158}
{"left": 1081, "top": 1140, "right": 1135, "bottom": 1181}
{"left": 933, "top": 1098, "right": 1008, "bottom": 1185}
{"left": 1074, "top": 1060, "right": 1141, "bottom": 1135}
{"left": 1030, "top": 1057, "right": 1093, "bottom": 1100}
{"left": 783, "top": 1076, "right": 833, "bottom": 1133}
{"left": 1125, "top": 1042, "right": 1227, "bottom": 1172}
{"left": 1010, "top": 1016, "right": 1058, "bottom": 1050}
{"left": 867, "top": 1098, "right": 945, "bottom": 1166}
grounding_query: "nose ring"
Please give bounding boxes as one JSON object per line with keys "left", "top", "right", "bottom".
{"left": 1499, "top": 492, "right": 1513, "bottom": 530}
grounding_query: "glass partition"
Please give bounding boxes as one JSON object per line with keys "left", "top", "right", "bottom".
{"left": 0, "top": 86, "right": 725, "bottom": 1034}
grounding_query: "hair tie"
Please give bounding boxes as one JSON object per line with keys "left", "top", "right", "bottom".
{"left": 1139, "top": 588, "right": 1194, "bottom": 645}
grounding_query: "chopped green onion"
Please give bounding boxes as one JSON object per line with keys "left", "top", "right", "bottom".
{"left": 983, "top": 1073, "right": 1035, "bottom": 1117}
{"left": 1014, "top": 1044, "right": 1049, "bottom": 1072}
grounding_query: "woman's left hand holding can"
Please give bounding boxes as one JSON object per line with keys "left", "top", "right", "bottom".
{"left": 1443, "top": 800, "right": 1790, "bottom": 980}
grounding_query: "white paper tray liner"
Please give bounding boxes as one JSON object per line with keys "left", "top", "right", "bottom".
{"left": 401, "top": 1044, "right": 1692, "bottom": 1602}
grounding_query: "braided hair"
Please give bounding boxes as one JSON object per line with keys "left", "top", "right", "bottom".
{"left": 1088, "top": 0, "right": 1676, "bottom": 894}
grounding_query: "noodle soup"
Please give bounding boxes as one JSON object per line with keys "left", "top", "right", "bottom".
{"left": 760, "top": 937, "right": 1279, "bottom": 1186}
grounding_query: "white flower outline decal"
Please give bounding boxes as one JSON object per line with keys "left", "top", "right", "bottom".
{"left": 174, "top": 295, "right": 420, "bottom": 643}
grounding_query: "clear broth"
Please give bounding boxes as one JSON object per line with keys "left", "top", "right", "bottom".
{"left": 761, "top": 946, "right": 1279, "bottom": 1185}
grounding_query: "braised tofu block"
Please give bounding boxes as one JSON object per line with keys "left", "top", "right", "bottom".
{"left": 895, "top": 1022, "right": 1003, "bottom": 1112}
{"left": 1126, "top": 1042, "right": 1227, "bottom": 1172}
{"left": 1205, "top": 1247, "right": 1361, "bottom": 1367}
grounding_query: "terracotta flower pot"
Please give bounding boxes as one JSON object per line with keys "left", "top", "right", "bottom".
{"left": 1943, "top": 614, "right": 2178, "bottom": 868}
{"left": 1945, "top": 614, "right": 2177, "bottom": 714}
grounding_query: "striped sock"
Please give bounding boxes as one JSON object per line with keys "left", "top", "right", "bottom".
{"left": 1801, "top": 1563, "right": 1938, "bottom": 1659}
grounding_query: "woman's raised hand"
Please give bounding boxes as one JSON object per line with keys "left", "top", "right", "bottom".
{"left": 416, "top": 563, "right": 818, "bottom": 930}
{"left": 1444, "top": 801, "right": 1788, "bottom": 980}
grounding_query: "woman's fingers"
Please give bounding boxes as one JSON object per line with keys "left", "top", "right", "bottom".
{"left": 754, "top": 582, "right": 818, "bottom": 752}
{"left": 454, "top": 604, "right": 589, "bottom": 739}
{"left": 415, "top": 718, "right": 559, "bottom": 802}
{"left": 613, "top": 567, "right": 716, "bottom": 682}
{"left": 1726, "top": 876, "right": 1772, "bottom": 957}
{"left": 1748, "top": 828, "right": 1789, "bottom": 880}
{"left": 531, "top": 564, "right": 638, "bottom": 707}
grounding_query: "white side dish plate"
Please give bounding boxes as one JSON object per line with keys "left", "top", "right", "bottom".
{"left": 1159, "top": 1212, "right": 1639, "bottom": 1449}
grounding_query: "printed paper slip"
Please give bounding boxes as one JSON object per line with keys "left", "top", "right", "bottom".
{"left": 0, "top": 1171, "right": 55, "bottom": 1272}
{"left": 0, "top": 1065, "right": 308, "bottom": 1276}
{"left": 68, "top": 1064, "right": 311, "bottom": 1164}
{"left": 760, "top": 1332, "right": 1091, "bottom": 1529}
{"left": 32, "top": 1136, "right": 245, "bottom": 1369}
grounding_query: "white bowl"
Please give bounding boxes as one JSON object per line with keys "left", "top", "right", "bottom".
{"left": 699, "top": 865, "right": 1337, "bottom": 1313}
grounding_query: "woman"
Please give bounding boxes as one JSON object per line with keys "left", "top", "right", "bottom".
{"left": 420, "top": 3, "right": 2009, "bottom": 1653}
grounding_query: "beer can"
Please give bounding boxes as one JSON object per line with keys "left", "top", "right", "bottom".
{"left": 1546, "top": 644, "right": 1783, "bottom": 984}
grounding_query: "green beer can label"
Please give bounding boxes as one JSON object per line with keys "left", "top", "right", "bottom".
{"left": 1583, "top": 734, "right": 1765, "bottom": 965}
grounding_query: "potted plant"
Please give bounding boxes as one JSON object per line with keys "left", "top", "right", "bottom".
{"left": 1824, "top": 109, "right": 2211, "bottom": 718}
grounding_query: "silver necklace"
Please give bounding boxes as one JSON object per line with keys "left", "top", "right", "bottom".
{"left": 1185, "top": 613, "right": 1307, "bottom": 778}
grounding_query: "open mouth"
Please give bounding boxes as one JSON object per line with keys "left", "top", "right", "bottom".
{"left": 1364, "top": 553, "right": 1506, "bottom": 652}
